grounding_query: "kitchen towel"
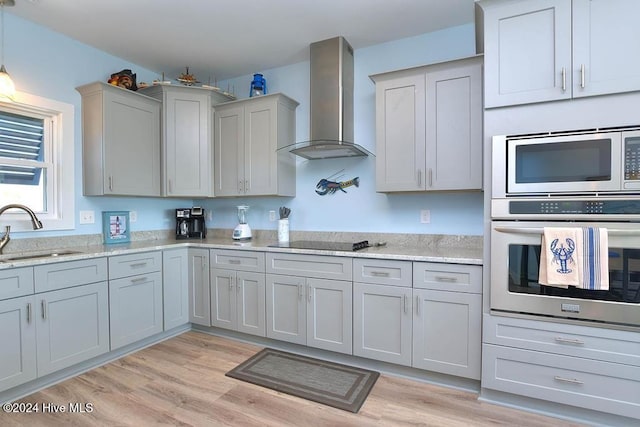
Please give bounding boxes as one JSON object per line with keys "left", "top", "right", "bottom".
{"left": 539, "top": 227, "right": 609, "bottom": 290}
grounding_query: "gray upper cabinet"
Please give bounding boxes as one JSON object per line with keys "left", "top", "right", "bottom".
{"left": 372, "top": 56, "right": 483, "bottom": 192}
{"left": 480, "top": 0, "right": 640, "bottom": 107}
{"left": 77, "top": 82, "right": 161, "bottom": 196}
{"left": 141, "top": 85, "right": 231, "bottom": 197}
{"left": 213, "top": 93, "right": 298, "bottom": 197}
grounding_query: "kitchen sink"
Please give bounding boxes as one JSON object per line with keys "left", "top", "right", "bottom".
{"left": 0, "top": 250, "right": 84, "bottom": 262}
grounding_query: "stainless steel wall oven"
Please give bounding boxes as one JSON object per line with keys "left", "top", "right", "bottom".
{"left": 491, "top": 127, "right": 640, "bottom": 327}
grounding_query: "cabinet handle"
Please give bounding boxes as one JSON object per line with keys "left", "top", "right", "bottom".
{"left": 298, "top": 284, "right": 304, "bottom": 301}
{"left": 244, "top": 180, "right": 249, "bottom": 193}
{"left": 229, "top": 276, "right": 233, "bottom": 291}
{"left": 370, "top": 271, "right": 390, "bottom": 277}
{"left": 131, "top": 277, "right": 147, "bottom": 284}
{"left": 415, "top": 295, "right": 420, "bottom": 316}
{"left": 308, "top": 285, "right": 312, "bottom": 303}
{"left": 228, "top": 259, "right": 241, "bottom": 265}
{"left": 108, "top": 176, "right": 113, "bottom": 191}
{"left": 435, "top": 275, "right": 457, "bottom": 283}
{"left": 428, "top": 168, "right": 433, "bottom": 187}
{"left": 561, "top": 67, "right": 566, "bottom": 92}
{"left": 130, "top": 262, "right": 148, "bottom": 268}
{"left": 580, "top": 64, "right": 585, "bottom": 88}
{"left": 417, "top": 169, "right": 422, "bottom": 186}
{"left": 41, "top": 299, "right": 46, "bottom": 320}
{"left": 236, "top": 280, "right": 241, "bottom": 294}
{"left": 27, "top": 302, "right": 32, "bottom": 324}
{"left": 554, "top": 336, "right": 585, "bottom": 345}
{"left": 554, "top": 375, "right": 584, "bottom": 385}
{"left": 238, "top": 180, "right": 243, "bottom": 194}
{"left": 403, "top": 294, "right": 408, "bottom": 314}
{"left": 168, "top": 179, "right": 173, "bottom": 194}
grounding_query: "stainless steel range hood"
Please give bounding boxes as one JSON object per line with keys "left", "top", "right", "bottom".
{"left": 285, "top": 36, "right": 372, "bottom": 160}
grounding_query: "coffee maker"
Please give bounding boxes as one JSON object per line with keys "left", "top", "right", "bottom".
{"left": 175, "top": 207, "right": 206, "bottom": 239}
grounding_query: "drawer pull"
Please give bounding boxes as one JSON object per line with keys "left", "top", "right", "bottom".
{"left": 434, "top": 275, "right": 457, "bottom": 283}
{"left": 554, "top": 375, "right": 584, "bottom": 385}
{"left": 370, "top": 271, "right": 390, "bottom": 277}
{"left": 554, "top": 337, "right": 585, "bottom": 345}
{"left": 228, "top": 259, "right": 241, "bottom": 265}
{"left": 131, "top": 277, "right": 147, "bottom": 284}
{"left": 130, "top": 262, "right": 148, "bottom": 268}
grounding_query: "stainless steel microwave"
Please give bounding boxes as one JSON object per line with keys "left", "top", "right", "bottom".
{"left": 492, "top": 127, "right": 640, "bottom": 198}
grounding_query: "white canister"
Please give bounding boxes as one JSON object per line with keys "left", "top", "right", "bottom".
{"left": 278, "top": 218, "right": 289, "bottom": 243}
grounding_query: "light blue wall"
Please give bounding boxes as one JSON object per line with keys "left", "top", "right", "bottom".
{"left": 3, "top": 11, "right": 483, "bottom": 238}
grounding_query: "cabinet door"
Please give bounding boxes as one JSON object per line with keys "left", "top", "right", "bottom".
{"left": 375, "top": 73, "right": 426, "bottom": 191}
{"left": 210, "top": 268, "right": 236, "bottom": 331}
{"left": 162, "top": 249, "right": 189, "bottom": 330}
{"left": 244, "top": 98, "right": 278, "bottom": 196}
{"left": 236, "top": 271, "right": 266, "bottom": 337}
{"left": 353, "top": 282, "right": 412, "bottom": 366}
{"left": 188, "top": 248, "right": 210, "bottom": 326}
{"left": 482, "top": 0, "right": 572, "bottom": 107}
{"left": 0, "top": 295, "right": 36, "bottom": 392}
{"left": 265, "top": 274, "right": 306, "bottom": 345}
{"left": 214, "top": 105, "right": 245, "bottom": 196}
{"left": 572, "top": 0, "right": 640, "bottom": 98}
{"left": 103, "top": 89, "right": 161, "bottom": 195}
{"left": 164, "top": 89, "right": 211, "bottom": 196}
{"left": 36, "top": 282, "right": 109, "bottom": 376}
{"left": 426, "top": 60, "right": 482, "bottom": 190}
{"left": 306, "top": 278, "right": 352, "bottom": 355}
{"left": 412, "top": 289, "right": 481, "bottom": 380}
{"left": 109, "top": 272, "right": 163, "bottom": 350}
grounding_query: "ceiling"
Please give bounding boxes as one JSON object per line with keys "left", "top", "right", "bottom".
{"left": 9, "top": 0, "right": 476, "bottom": 82}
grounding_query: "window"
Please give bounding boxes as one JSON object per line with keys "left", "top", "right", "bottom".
{"left": 0, "top": 91, "right": 74, "bottom": 231}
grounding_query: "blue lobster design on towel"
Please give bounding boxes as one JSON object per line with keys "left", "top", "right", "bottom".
{"left": 550, "top": 238, "right": 575, "bottom": 274}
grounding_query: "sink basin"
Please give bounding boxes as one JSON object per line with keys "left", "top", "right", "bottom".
{"left": 0, "top": 250, "right": 83, "bottom": 262}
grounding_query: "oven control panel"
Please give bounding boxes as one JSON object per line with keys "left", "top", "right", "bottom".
{"left": 509, "top": 200, "right": 640, "bottom": 215}
{"left": 625, "top": 137, "right": 640, "bottom": 180}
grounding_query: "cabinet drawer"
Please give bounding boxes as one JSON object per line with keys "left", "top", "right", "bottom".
{"left": 108, "top": 251, "right": 161, "bottom": 279}
{"left": 413, "top": 262, "right": 481, "bottom": 293}
{"left": 484, "top": 314, "right": 640, "bottom": 366}
{"left": 353, "top": 258, "right": 411, "bottom": 287}
{"left": 210, "top": 249, "right": 265, "bottom": 272}
{"left": 266, "top": 253, "right": 352, "bottom": 281}
{"left": 34, "top": 258, "right": 108, "bottom": 293}
{"left": 0, "top": 267, "right": 34, "bottom": 299}
{"left": 483, "top": 344, "right": 640, "bottom": 420}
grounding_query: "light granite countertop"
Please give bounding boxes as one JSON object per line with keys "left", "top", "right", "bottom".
{"left": 0, "top": 229, "right": 483, "bottom": 270}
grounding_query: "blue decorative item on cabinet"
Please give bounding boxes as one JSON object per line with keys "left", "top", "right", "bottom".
{"left": 249, "top": 73, "right": 267, "bottom": 97}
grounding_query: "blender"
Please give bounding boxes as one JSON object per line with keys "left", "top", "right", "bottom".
{"left": 232, "top": 205, "right": 252, "bottom": 240}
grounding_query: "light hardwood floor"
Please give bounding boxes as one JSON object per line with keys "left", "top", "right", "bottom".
{"left": 0, "top": 331, "right": 584, "bottom": 426}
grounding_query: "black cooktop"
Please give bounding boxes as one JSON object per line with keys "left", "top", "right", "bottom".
{"left": 269, "top": 240, "right": 372, "bottom": 251}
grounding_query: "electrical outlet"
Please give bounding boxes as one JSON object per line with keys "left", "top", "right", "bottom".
{"left": 420, "top": 209, "right": 431, "bottom": 224}
{"left": 130, "top": 211, "right": 137, "bottom": 222}
{"left": 79, "top": 210, "right": 95, "bottom": 224}
{"left": 269, "top": 210, "right": 277, "bottom": 221}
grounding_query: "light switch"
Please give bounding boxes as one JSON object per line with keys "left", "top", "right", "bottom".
{"left": 79, "top": 210, "right": 95, "bottom": 224}
{"left": 420, "top": 210, "right": 430, "bottom": 224}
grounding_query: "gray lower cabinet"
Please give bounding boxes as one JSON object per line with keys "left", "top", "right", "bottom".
{"left": 265, "top": 253, "right": 353, "bottom": 354}
{"left": 188, "top": 248, "right": 211, "bottom": 326}
{"left": 108, "top": 252, "right": 163, "bottom": 350}
{"left": 353, "top": 282, "right": 413, "bottom": 366}
{"left": 162, "top": 249, "right": 190, "bottom": 330}
{"left": 37, "top": 282, "right": 110, "bottom": 376}
{"left": 412, "top": 262, "right": 482, "bottom": 380}
{"left": 210, "top": 269, "right": 266, "bottom": 336}
{"left": 483, "top": 314, "right": 640, "bottom": 419}
{"left": 0, "top": 295, "right": 37, "bottom": 392}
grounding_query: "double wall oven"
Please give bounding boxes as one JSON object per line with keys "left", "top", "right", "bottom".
{"left": 491, "top": 126, "right": 640, "bottom": 327}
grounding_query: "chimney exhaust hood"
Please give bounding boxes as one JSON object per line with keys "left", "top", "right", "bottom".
{"left": 285, "top": 36, "right": 372, "bottom": 160}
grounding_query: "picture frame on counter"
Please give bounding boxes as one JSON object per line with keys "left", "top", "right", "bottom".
{"left": 102, "top": 211, "right": 130, "bottom": 244}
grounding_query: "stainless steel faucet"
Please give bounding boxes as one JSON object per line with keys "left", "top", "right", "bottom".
{"left": 0, "top": 204, "right": 44, "bottom": 254}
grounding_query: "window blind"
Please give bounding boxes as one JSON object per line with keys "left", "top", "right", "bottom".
{"left": 0, "top": 110, "right": 44, "bottom": 185}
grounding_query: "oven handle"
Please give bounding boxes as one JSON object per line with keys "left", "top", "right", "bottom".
{"left": 493, "top": 226, "right": 640, "bottom": 236}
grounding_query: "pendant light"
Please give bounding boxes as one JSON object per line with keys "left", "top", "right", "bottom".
{"left": 0, "top": 0, "right": 15, "bottom": 102}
